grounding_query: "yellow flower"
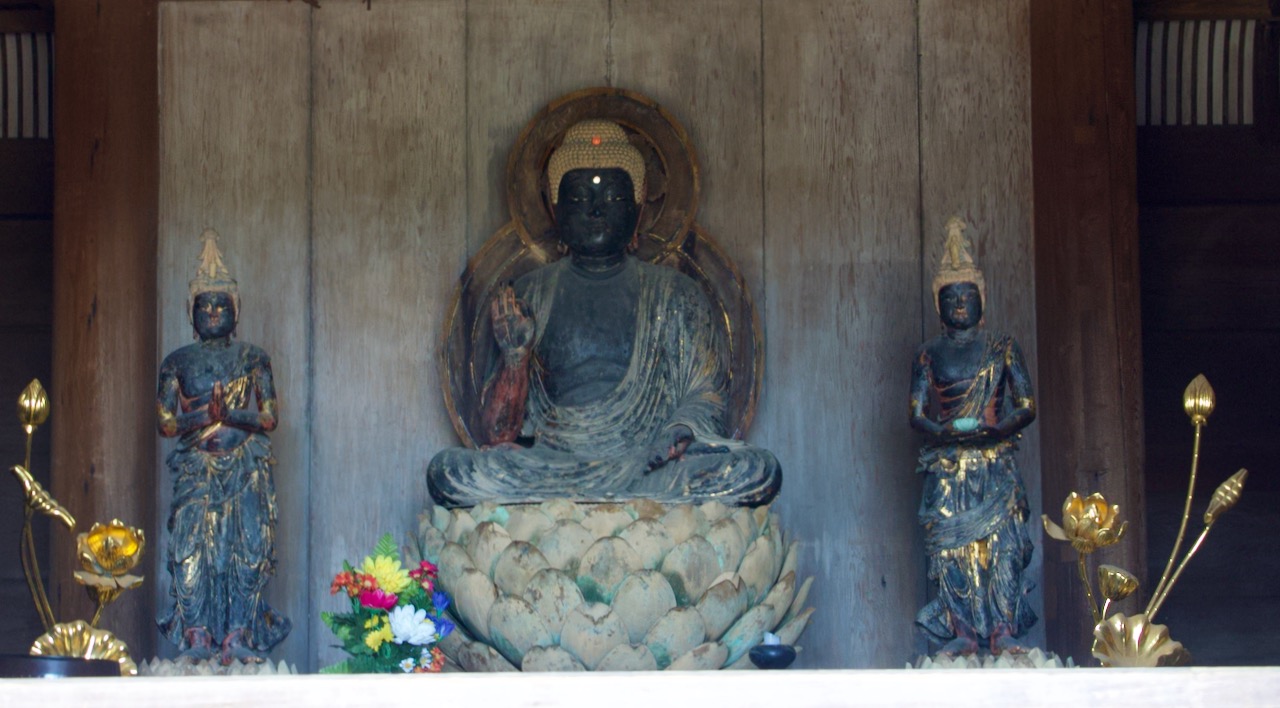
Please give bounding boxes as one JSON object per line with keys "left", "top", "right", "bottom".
{"left": 361, "top": 555, "right": 410, "bottom": 595}
{"left": 1042, "top": 492, "right": 1127, "bottom": 554}
{"left": 364, "top": 622, "right": 394, "bottom": 652}
{"left": 78, "top": 520, "right": 145, "bottom": 576}
{"left": 364, "top": 615, "right": 383, "bottom": 630}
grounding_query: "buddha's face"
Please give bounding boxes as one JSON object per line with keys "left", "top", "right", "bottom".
{"left": 938, "top": 282, "right": 982, "bottom": 331}
{"left": 554, "top": 168, "right": 639, "bottom": 258}
{"left": 193, "top": 291, "right": 237, "bottom": 341}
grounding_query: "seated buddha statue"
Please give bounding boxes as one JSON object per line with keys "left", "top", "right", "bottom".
{"left": 428, "top": 120, "right": 781, "bottom": 509}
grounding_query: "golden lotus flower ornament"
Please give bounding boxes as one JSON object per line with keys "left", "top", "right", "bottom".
{"left": 1097, "top": 564, "right": 1138, "bottom": 603}
{"left": 74, "top": 520, "right": 146, "bottom": 627}
{"left": 17, "top": 378, "right": 49, "bottom": 432}
{"left": 1182, "top": 374, "right": 1215, "bottom": 425}
{"left": 1042, "top": 492, "right": 1127, "bottom": 554}
{"left": 30, "top": 620, "right": 137, "bottom": 676}
{"left": 1092, "top": 612, "right": 1190, "bottom": 668}
{"left": 10, "top": 465, "right": 75, "bottom": 530}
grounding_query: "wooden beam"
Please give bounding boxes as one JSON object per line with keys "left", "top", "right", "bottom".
{"left": 50, "top": 0, "right": 157, "bottom": 656}
{"left": 1135, "top": 0, "right": 1277, "bottom": 20}
{"left": 1031, "top": 0, "right": 1146, "bottom": 661}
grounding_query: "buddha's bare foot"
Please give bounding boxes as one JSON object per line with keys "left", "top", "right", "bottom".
{"left": 181, "top": 626, "right": 215, "bottom": 661}
{"left": 220, "top": 627, "right": 265, "bottom": 665}
{"left": 937, "top": 634, "right": 980, "bottom": 657}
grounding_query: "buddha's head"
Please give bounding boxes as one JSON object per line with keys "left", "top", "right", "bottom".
{"left": 187, "top": 228, "right": 240, "bottom": 339}
{"left": 547, "top": 120, "right": 645, "bottom": 258}
{"left": 937, "top": 281, "right": 983, "bottom": 331}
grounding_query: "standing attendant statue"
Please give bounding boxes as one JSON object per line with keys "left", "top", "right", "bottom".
{"left": 909, "top": 217, "right": 1038, "bottom": 656}
{"left": 156, "top": 230, "right": 290, "bottom": 663}
{"left": 428, "top": 120, "right": 781, "bottom": 508}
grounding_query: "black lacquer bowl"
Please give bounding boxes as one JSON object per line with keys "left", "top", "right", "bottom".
{"left": 748, "top": 644, "right": 797, "bottom": 670}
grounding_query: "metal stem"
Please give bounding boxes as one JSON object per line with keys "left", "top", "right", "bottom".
{"left": 1149, "top": 422, "right": 1202, "bottom": 611}
{"left": 20, "top": 507, "right": 55, "bottom": 631}
{"left": 1078, "top": 551, "right": 1101, "bottom": 624}
{"left": 1148, "top": 525, "right": 1211, "bottom": 622}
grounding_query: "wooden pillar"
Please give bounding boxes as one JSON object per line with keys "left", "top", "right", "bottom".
{"left": 50, "top": 0, "right": 158, "bottom": 656}
{"left": 1030, "top": 0, "right": 1145, "bottom": 660}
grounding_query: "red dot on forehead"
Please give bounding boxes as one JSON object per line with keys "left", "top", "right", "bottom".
{"left": 591, "top": 135, "right": 602, "bottom": 146}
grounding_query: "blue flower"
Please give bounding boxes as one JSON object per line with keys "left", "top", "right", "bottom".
{"left": 432, "top": 591, "right": 450, "bottom": 613}
{"left": 436, "top": 618, "right": 455, "bottom": 639}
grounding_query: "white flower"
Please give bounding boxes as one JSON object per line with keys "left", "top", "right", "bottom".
{"left": 399, "top": 657, "right": 416, "bottom": 673}
{"left": 388, "top": 605, "right": 438, "bottom": 646}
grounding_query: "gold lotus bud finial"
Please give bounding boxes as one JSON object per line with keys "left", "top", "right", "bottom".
{"left": 1204, "top": 468, "right": 1247, "bottom": 525}
{"left": 17, "top": 378, "right": 49, "bottom": 433}
{"left": 1182, "top": 374, "right": 1215, "bottom": 426}
{"left": 1097, "top": 564, "right": 1139, "bottom": 602}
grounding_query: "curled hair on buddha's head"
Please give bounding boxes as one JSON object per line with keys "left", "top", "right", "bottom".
{"left": 546, "top": 120, "right": 646, "bottom": 205}
{"left": 187, "top": 228, "right": 240, "bottom": 329}
{"left": 932, "top": 216, "right": 986, "bottom": 313}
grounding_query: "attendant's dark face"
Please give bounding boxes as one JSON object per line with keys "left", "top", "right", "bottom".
{"left": 554, "top": 168, "right": 639, "bottom": 258}
{"left": 193, "top": 291, "right": 237, "bottom": 340}
{"left": 938, "top": 282, "right": 982, "bottom": 330}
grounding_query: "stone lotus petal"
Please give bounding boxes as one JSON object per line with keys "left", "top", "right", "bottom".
{"left": 452, "top": 568, "right": 499, "bottom": 640}
{"left": 619, "top": 518, "right": 675, "bottom": 570}
{"left": 505, "top": 507, "right": 556, "bottom": 543}
{"left": 469, "top": 521, "right": 513, "bottom": 576}
{"left": 643, "top": 606, "right": 706, "bottom": 669}
{"left": 421, "top": 501, "right": 813, "bottom": 672}
{"left": 537, "top": 520, "right": 596, "bottom": 573}
{"left": 492, "top": 541, "right": 550, "bottom": 597}
{"left": 721, "top": 603, "right": 775, "bottom": 667}
{"left": 487, "top": 596, "right": 553, "bottom": 666}
{"left": 560, "top": 602, "right": 627, "bottom": 670}
{"left": 668, "top": 641, "right": 729, "bottom": 670}
{"left": 612, "top": 570, "right": 677, "bottom": 645}
{"left": 581, "top": 503, "right": 635, "bottom": 538}
{"left": 597, "top": 643, "right": 658, "bottom": 671}
{"left": 521, "top": 645, "right": 585, "bottom": 671}
{"left": 577, "top": 537, "right": 642, "bottom": 604}
{"left": 661, "top": 535, "right": 720, "bottom": 604}
{"left": 696, "top": 575, "right": 750, "bottom": 642}
{"left": 522, "top": 568, "right": 583, "bottom": 642}
{"left": 1093, "top": 612, "right": 1190, "bottom": 667}
{"left": 706, "top": 517, "right": 747, "bottom": 573}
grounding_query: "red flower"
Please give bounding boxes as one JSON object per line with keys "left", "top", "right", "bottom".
{"left": 408, "top": 560, "right": 438, "bottom": 581}
{"left": 358, "top": 587, "right": 398, "bottom": 610}
{"left": 330, "top": 570, "right": 355, "bottom": 595}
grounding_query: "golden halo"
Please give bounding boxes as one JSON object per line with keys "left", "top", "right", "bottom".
{"left": 506, "top": 87, "right": 700, "bottom": 250}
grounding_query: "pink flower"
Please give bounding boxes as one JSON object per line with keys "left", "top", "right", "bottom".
{"left": 359, "top": 588, "right": 398, "bottom": 610}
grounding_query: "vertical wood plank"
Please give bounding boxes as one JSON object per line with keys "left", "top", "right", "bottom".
{"left": 919, "top": 0, "right": 1044, "bottom": 649}
{"left": 611, "top": 0, "right": 765, "bottom": 302}
{"left": 311, "top": 0, "right": 466, "bottom": 671}
{"left": 465, "top": 0, "right": 609, "bottom": 255}
{"left": 50, "top": 0, "right": 158, "bottom": 658}
{"left": 759, "top": 0, "right": 922, "bottom": 668}
{"left": 1031, "top": 0, "right": 1145, "bottom": 660}
{"left": 158, "top": 0, "right": 311, "bottom": 668}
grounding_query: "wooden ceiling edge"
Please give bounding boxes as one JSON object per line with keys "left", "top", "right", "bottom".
{"left": 1135, "top": 0, "right": 1278, "bottom": 21}
{"left": 0, "top": 3, "right": 53, "bottom": 34}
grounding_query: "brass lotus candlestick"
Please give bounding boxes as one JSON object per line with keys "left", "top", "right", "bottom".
{"left": 9, "top": 379, "right": 144, "bottom": 676}
{"left": 1043, "top": 374, "right": 1247, "bottom": 667}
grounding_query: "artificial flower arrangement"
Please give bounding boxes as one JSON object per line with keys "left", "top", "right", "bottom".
{"left": 322, "top": 533, "right": 454, "bottom": 673}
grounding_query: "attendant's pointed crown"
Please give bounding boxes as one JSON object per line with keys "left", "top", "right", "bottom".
{"left": 932, "top": 216, "right": 986, "bottom": 311}
{"left": 187, "top": 228, "right": 240, "bottom": 324}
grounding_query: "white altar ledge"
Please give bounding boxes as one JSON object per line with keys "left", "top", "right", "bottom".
{"left": 3, "top": 667, "right": 1279, "bottom": 707}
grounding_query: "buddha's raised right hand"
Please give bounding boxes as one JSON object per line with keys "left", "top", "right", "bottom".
{"left": 491, "top": 284, "right": 534, "bottom": 362}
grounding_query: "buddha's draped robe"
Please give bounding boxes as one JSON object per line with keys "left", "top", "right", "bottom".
{"left": 428, "top": 258, "right": 780, "bottom": 508}
{"left": 915, "top": 334, "right": 1037, "bottom": 642}
{"left": 158, "top": 347, "right": 291, "bottom": 653}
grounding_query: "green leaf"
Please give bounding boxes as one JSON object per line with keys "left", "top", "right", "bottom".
{"left": 319, "top": 659, "right": 353, "bottom": 674}
{"left": 372, "top": 532, "right": 398, "bottom": 560}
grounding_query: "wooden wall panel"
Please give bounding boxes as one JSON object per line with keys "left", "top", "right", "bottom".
{"left": 157, "top": 1, "right": 311, "bottom": 667}
{"left": 51, "top": 0, "right": 157, "bottom": 658}
{"left": 465, "top": 0, "right": 609, "bottom": 253}
{"left": 612, "top": 0, "right": 766, "bottom": 301}
{"left": 1031, "top": 0, "right": 1145, "bottom": 660}
{"left": 759, "top": 0, "right": 923, "bottom": 668}
{"left": 919, "top": 0, "right": 1042, "bottom": 647}
{"left": 310, "top": 0, "right": 467, "bottom": 671}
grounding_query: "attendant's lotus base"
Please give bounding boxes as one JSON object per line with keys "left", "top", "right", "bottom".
{"left": 412, "top": 499, "right": 814, "bottom": 671}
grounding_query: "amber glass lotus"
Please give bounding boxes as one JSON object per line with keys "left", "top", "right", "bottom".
{"left": 1043, "top": 374, "right": 1250, "bottom": 666}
